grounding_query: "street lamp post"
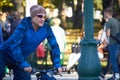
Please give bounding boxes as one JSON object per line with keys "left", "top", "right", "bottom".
{"left": 77, "top": 0, "right": 102, "bottom": 80}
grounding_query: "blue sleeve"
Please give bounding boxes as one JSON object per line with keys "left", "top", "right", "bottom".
{"left": 47, "top": 26, "right": 61, "bottom": 69}
{"left": 9, "top": 24, "right": 30, "bottom": 68}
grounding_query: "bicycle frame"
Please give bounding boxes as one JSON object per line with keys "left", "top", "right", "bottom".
{"left": 35, "top": 69, "right": 57, "bottom": 80}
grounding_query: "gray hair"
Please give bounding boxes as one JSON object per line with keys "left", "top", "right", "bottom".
{"left": 30, "top": 5, "right": 46, "bottom": 17}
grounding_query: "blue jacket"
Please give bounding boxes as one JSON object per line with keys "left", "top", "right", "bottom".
{"left": 0, "top": 17, "right": 61, "bottom": 69}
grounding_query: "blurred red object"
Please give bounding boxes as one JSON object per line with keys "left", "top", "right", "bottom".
{"left": 36, "top": 43, "right": 45, "bottom": 58}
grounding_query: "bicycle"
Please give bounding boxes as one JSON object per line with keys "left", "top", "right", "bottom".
{"left": 32, "top": 68, "right": 62, "bottom": 80}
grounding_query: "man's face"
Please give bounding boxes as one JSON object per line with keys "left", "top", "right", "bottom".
{"left": 104, "top": 12, "right": 109, "bottom": 19}
{"left": 32, "top": 14, "right": 46, "bottom": 27}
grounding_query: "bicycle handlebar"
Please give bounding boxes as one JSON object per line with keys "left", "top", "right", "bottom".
{"left": 32, "top": 68, "right": 62, "bottom": 80}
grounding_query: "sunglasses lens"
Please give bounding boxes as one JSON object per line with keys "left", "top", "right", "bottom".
{"left": 38, "top": 15, "right": 43, "bottom": 18}
{"left": 37, "top": 15, "right": 46, "bottom": 19}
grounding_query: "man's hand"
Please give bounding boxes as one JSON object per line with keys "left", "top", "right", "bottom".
{"left": 24, "top": 66, "right": 32, "bottom": 72}
{"left": 57, "top": 67, "right": 62, "bottom": 73}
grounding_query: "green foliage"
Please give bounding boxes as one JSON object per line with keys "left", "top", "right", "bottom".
{"left": 38, "top": 0, "right": 55, "bottom": 8}
{"left": 51, "top": 0, "right": 61, "bottom": 8}
{"left": 94, "top": 0, "right": 103, "bottom": 10}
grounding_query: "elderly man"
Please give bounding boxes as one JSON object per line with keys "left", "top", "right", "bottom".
{"left": 0, "top": 5, "right": 62, "bottom": 80}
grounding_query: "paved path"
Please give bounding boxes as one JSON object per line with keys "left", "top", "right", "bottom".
{"left": 54, "top": 72, "right": 113, "bottom": 80}
{"left": 4, "top": 71, "right": 113, "bottom": 80}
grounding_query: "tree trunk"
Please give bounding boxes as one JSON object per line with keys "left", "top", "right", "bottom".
{"left": 73, "top": 0, "right": 83, "bottom": 29}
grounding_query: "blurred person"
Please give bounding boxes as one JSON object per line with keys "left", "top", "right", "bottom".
{"left": 0, "top": 12, "right": 7, "bottom": 31}
{"left": 104, "top": 7, "right": 120, "bottom": 80}
{"left": 51, "top": 17, "right": 66, "bottom": 65}
{"left": 66, "top": 36, "right": 82, "bottom": 73}
{"left": 0, "top": 5, "right": 62, "bottom": 80}
{"left": 0, "top": 12, "right": 10, "bottom": 41}
{"left": 97, "top": 22, "right": 111, "bottom": 80}
{"left": 66, "top": 41, "right": 81, "bottom": 73}
{"left": 97, "top": 40, "right": 107, "bottom": 59}
{"left": 4, "top": 14, "right": 13, "bottom": 36}
{"left": 0, "top": 13, "right": 3, "bottom": 43}
{"left": 9, "top": 11, "right": 21, "bottom": 36}
{"left": 97, "top": 24, "right": 109, "bottom": 59}
{"left": 0, "top": 23, "right": 3, "bottom": 44}
{"left": 60, "top": 8, "right": 67, "bottom": 29}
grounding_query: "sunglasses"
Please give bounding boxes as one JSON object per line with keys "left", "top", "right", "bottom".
{"left": 37, "top": 15, "right": 46, "bottom": 19}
